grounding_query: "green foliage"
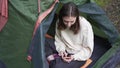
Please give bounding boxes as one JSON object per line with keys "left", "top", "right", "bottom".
{"left": 60, "top": 0, "right": 87, "bottom": 5}
{"left": 94, "top": 0, "right": 112, "bottom": 7}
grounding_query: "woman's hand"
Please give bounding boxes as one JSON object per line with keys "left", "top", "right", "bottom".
{"left": 59, "top": 51, "right": 68, "bottom": 57}
{"left": 27, "top": 55, "right": 32, "bottom": 62}
{"left": 62, "top": 55, "right": 74, "bottom": 63}
{"left": 59, "top": 52, "right": 74, "bottom": 63}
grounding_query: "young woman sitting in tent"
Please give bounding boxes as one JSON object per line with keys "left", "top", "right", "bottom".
{"left": 27, "top": 0, "right": 120, "bottom": 68}
{"left": 27, "top": 1, "right": 93, "bottom": 68}
{"left": 45, "top": 2, "right": 94, "bottom": 68}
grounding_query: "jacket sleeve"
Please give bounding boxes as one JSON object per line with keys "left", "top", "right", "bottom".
{"left": 73, "top": 17, "right": 94, "bottom": 61}
{"left": 54, "top": 23, "right": 66, "bottom": 53}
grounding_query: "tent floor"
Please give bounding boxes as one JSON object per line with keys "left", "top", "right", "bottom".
{"left": 88, "top": 35, "right": 111, "bottom": 67}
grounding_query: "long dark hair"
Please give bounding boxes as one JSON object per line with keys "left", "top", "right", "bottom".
{"left": 58, "top": 2, "right": 80, "bottom": 34}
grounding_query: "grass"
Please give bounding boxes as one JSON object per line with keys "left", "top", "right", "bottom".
{"left": 94, "top": 0, "right": 112, "bottom": 7}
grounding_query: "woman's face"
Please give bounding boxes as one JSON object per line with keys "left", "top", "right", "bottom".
{"left": 62, "top": 16, "right": 76, "bottom": 28}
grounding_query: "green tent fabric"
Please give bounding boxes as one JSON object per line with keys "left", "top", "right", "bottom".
{"left": 28, "top": 4, "right": 58, "bottom": 68}
{"left": 0, "top": 0, "right": 120, "bottom": 68}
{"left": 0, "top": 0, "right": 54, "bottom": 68}
{"left": 0, "top": 0, "right": 37, "bottom": 68}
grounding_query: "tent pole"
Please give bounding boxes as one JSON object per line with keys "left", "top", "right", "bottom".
{"left": 38, "top": 0, "right": 41, "bottom": 14}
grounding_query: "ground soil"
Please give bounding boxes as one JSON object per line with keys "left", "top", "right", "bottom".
{"left": 104, "top": 0, "right": 120, "bottom": 33}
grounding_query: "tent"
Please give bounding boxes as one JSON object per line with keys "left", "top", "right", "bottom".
{"left": 0, "top": 0, "right": 120, "bottom": 68}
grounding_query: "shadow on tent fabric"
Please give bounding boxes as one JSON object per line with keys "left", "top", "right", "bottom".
{"left": 0, "top": 60, "right": 7, "bottom": 68}
{"left": 88, "top": 35, "right": 111, "bottom": 68}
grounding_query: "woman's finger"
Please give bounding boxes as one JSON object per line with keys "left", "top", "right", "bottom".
{"left": 63, "top": 52, "right": 68, "bottom": 57}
